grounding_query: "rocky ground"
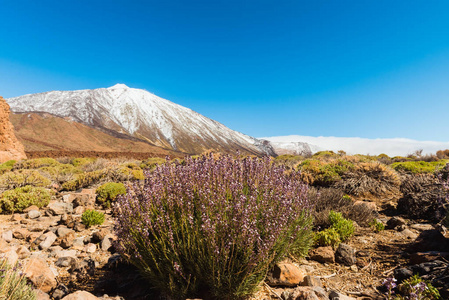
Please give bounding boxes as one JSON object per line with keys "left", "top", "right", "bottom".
{"left": 1, "top": 188, "right": 448, "bottom": 300}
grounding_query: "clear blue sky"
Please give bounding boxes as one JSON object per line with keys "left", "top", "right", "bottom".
{"left": 1, "top": 1, "right": 449, "bottom": 141}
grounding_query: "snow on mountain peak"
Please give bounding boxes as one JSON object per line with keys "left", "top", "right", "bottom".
{"left": 108, "top": 83, "right": 129, "bottom": 89}
{"left": 6, "top": 85, "right": 276, "bottom": 156}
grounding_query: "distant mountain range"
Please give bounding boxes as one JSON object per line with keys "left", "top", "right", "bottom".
{"left": 7, "top": 84, "right": 276, "bottom": 156}
{"left": 261, "top": 135, "right": 449, "bottom": 157}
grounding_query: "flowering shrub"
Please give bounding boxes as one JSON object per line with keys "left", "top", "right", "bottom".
{"left": 0, "top": 258, "right": 36, "bottom": 300}
{"left": 383, "top": 275, "right": 440, "bottom": 299}
{"left": 114, "top": 154, "right": 313, "bottom": 299}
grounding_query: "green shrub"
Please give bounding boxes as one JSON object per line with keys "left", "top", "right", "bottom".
{"left": 0, "top": 170, "right": 51, "bottom": 189}
{"left": 39, "top": 164, "right": 82, "bottom": 184}
{"left": 96, "top": 182, "right": 126, "bottom": 208}
{"left": 370, "top": 219, "right": 385, "bottom": 232}
{"left": 0, "top": 258, "right": 36, "bottom": 300}
{"left": 314, "top": 227, "right": 341, "bottom": 247}
{"left": 70, "top": 157, "right": 96, "bottom": 167}
{"left": 0, "top": 185, "right": 51, "bottom": 213}
{"left": 0, "top": 160, "right": 16, "bottom": 174}
{"left": 314, "top": 211, "right": 354, "bottom": 248}
{"left": 328, "top": 210, "right": 354, "bottom": 241}
{"left": 391, "top": 160, "right": 448, "bottom": 174}
{"left": 140, "top": 157, "right": 166, "bottom": 170}
{"left": 81, "top": 209, "right": 105, "bottom": 228}
{"left": 15, "top": 158, "right": 59, "bottom": 169}
{"left": 299, "top": 159, "right": 354, "bottom": 186}
{"left": 61, "top": 170, "right": 105, "bottom": 191}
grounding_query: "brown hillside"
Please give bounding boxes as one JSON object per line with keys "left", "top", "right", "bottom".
{"left": 0, "top": 97, "right": 26, "bottom": 162}
{"left": 11, "top": 112, "right": 185, "bottom": 157}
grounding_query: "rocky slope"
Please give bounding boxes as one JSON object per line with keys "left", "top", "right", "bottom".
{"left": 0, "top": 96, "right": 26, "bottom": 162}
{"left": 7, "top": 84, "right": 276, "bottom": 156}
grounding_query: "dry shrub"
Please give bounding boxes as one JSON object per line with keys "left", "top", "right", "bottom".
{"left": 310, "top": 187, "right": 375, "bottom": 228}
{"left": 397, "top": 174, "right": 445, "bottom": 221}
{"left": 334, "top": 162, "right": 401, "bottom": 199}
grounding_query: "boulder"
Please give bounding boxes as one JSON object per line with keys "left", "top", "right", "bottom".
{"left": 309, "top": 246, "right": 335, "bottom": 264}
{"left": 23, "top": 256, "right": 57, "bottom": 293}
{"left": 48, "top": 202, "right": 73, "bottom": 215}
{"left": 335, "top": 244, "right": 356, "bottom": 266}
{"left": 61, "top": 291, "right": 99, "bottom": 300}
{"left": 266, "top": 262, "right": 305, "bottom": 287}
{"left": 0, "top": 96, "right": 26, "bottom": 162}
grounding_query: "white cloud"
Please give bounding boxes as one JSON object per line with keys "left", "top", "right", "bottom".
{"left": 260, "top": 135, "right": 449, "bottom": 157}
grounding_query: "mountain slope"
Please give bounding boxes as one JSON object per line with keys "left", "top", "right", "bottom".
{"left": 11, "top": 112, "right": 183, "bottom": 156}
{"left": 8, "top": 84, "right": 275, "bottom": 156}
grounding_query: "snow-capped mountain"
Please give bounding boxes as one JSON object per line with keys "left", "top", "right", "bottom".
{"left": 7, "top": 84, "right": 276, "bottom": 155}
{"left": 261, "top": 135, "right": 449, "bottom": 157}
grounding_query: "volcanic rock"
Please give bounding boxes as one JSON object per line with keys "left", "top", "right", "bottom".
{"left": 0, "top": 96, "right": 26, "bottom": 162}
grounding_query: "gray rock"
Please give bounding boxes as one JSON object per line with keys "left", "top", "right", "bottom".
{"left": 28, "top": 209, "right": 41, "bottom": 219}
{"left": 16, "top": 245, "right": 31, "bottom": 259}
{"left": 2, "top": 230, "right": 13, "bottom": 242}
{"left": 387, "top": 217, "right": 407, "bottom": 230}
{"left": 48, "top": 202, "right": 73, "bottom": 215}
{"left": 57, "top": 227, "right": 74, "bottom": 238}
{"left": 329, "top": 290, "right": 357, "bottom": 300}
{"left": 400, "top": 228, "right": 418, "bottom": 239}
{"left": 335, "top": 243, "right": 356, "bottom": 266}
{"left": 56, "top": 256, "right": 77, "bottom": 268}
{"left": 39, "top": 231, "right": 58, "bottom": 250}
{"left": 101, "top": 236, "right": 113, "bottom": 251}
{"left": 301, "top": 275, "right": 323, "bottom": 288}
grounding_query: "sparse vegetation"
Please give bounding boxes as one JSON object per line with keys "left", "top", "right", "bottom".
{"left": 314, "top": 210, "right": 354, "bottom": 247}
{"left": 0, "top": 185, "right": 51, "bottom": 213}
{"left": 81, "top": 209, "right": 105, "bottom": 228}
{"left": 96, "top": 182, "right": 126, "bottom": 208}
{"left": 0, "top": 258, "right": 36, "bottom": 300}
{"left": 391, "top": 160, "right": 448, "bottom": 174}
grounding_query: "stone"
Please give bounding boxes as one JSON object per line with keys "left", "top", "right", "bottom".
{"left": 13, "top": 228, "right": 29, "bottom": 240}
{"left": 10, "top": 213, "right": 22, "bottom": 221}
{"left": 39, "top": 231, "right": 58, "bottom": 250}
{"left": 3, "top": 248, "right": 19, "bottom": 265}
{"left": 74, "top": 206, "right": 85, "bottom": 215}
{"left": 0, "top": 96, "right": 27, "bottom": 162}
{"left": 24, "top": 205, "right": 40, "bottom": 213}
{"left": 34, "top": 289, "right": 52, "bottom": 300}
{"left": 353, "top": 200, "right": 377, "bottom": 211}
{"left": 387, "top": 217, "right": 407, "bottom": 230}
{"left": 56, "top": 256, "right": 77, "bottom": 268}
{"left": 83, "top": 243, "right": 96, "bottom": 253}
{"left": 72, "top": 191, "right": 96, "bottom": 208}
{"left": 48, "top": 202, "right": 73, "bottom": 215}
{"left": 16, "top": 245, "right": 31, "bottom": 259}
{"left": 73, "top": 237, "right": 85, "bottom": 250}
{"left": 335, "top": 244, "right": 356, "bottom": 266}
{"left": 28, "top": 210, "right": 42, "bottom": 219}
{"left": 57, "top": 227, "right": 75, "bottom": 238}
{"left": 60, "top": 232, "right": 76, "bottom": 249}
{"left": 328, "top": 290, "right": 357, "bottom": 300}
{"left": 2, "top": 230, "right": 13, "bottom": 242}
{"left": 301, "top": 275, "right": 323, "bottom": 288}
{"left": 393, "top": 267, "right": 413, "bottom": 282}
{"left": 61, "top": 291, "right": 99, "bottom": 300}
{"left": 74, "top": 222, "right": 86, "bottom": 232}
{"left": 410, "top": 224, "right": 434, "bottom": 231}
{"left": 23, "top": 256, "right": 57, "bottom": 293}
{"left": 101, "top": 236, "right": 113, "bottom": 251}
{"left": 92, "top": 228, "right": 109, "bottom": 243}
{"left": 266, "top": 262, "right": 305, "bottom": 287}
{"left": 309, "top": 246, "right": 335, "bottom": 264}
{"left": 287, "top": 286, "right": 328, "bottom": 300}
{"left": 400, "top": 228, "right": 418, "bottom": 240}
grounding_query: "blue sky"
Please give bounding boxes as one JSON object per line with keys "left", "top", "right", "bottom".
{"left": 1, "top": 1, "right": 449, "bottom": 141}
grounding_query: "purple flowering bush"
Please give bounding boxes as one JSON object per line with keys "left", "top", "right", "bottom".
{"left": 114, "top": 154, "right": 313, "bottom": 299}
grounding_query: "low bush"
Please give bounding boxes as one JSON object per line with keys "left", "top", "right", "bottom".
{"left": 0, "top": 160, "right": 16, "bottom": 174}
{"left": 370, "top": 219, "right": 385, "bottom": 232}
{"left": 309, "top": 187, "right": 374, "bottom": 227}
{"left": 299, "top": 159, "right": 354, "bottom": 186}
{"left": 114, "top": 155, "right": 314, "bottom": 299}
{"left": 0, "top": 169, "right": 51, "bottom": 189}
{"left": 0, "top": 258, "right": 36, "bottom": 300}
{"left": 39, "top": 164, "right": 82, "bottom": 184}
{"left": 140, "top": 157, "right": 166, "bottom": 170}
{"left": 0, "top": 185, "right": 51, "bottom": 213}
{"left": 61, "top": 170, "right": 106, "bottom": 191}
{"left": 397, "top": 174, "right": 445, "bottom": 221}
{"left": 314, "top": 210, "right": 354, "bottom": 247}
{"left": 335, "top": 162, "right": 401, "bottom": 199}
{"left": 15, "top": 158, "right": 59, "bottom": 169}
{"left": 96, "top": 182, "right": 126, "bottom": 208}
{"left": 391, "top": 160, "right": 448, "bottom": 174}
{"left": 383, "top": 274, "right": 440, "bottom": 300}
{"left": 81, "top": 209, "right": 105, "bottom": 228}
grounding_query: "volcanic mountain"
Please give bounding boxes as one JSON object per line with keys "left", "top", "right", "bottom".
{"left": 7, "top": 84, "right": 275, "bottom": 156}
